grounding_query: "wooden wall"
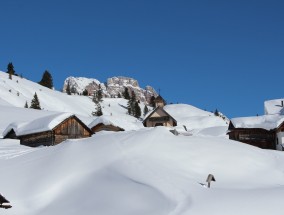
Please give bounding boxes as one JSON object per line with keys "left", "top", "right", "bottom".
{"left": 92, "top": 124, "right": 124, "bottom": 133}
{"left": 20, "top": 131, "right": 53, "bottom": 147}
{"left": 228, "top": 128, "right": 276, "bottom": 149}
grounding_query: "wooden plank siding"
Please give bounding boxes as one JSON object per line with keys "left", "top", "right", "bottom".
{"left": 20, "top": 131, "right": 53, "bottom": 147}
{"left": 91, "top": 123, "right": 124, "bottom": 133}
{"left": 228, "top": 128, "right": 276, "bottom": 150}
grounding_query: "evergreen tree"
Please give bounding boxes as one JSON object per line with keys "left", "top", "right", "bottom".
{"left": 38, "top": 70, "right": 53, "bottom": 89}
{"left": 150, "top": 95, "right": 156, "bottom": 107}
{"left": 214, "top": 109, "right": 219, "bottom": 116}
{"left": 24, "top": 101, "right": 28, "bottom": 108}
{"left": 134, "top": 102, "right": 141, "bottom": 118}
{"left": 97, "top": 84, "right": 103, "bottom": 102}
{"left": 92, "top": 103, "right": 103, "bottom": 116}
{"left": 117, "top": 92, "right": 122, "bottom": 98}
{"left": 66, "top": 81, "right": 71, "bottom": 95}
{"left": 127, "top": 91, "right": 137, "bottom": 116}
{"left": 7, "top": 62, "right": 15, "bottom": 80}
{"left": 82, "top": 89, "right": 88, "bottom": 96}
{"left": 122, "top": 87, "right": 130, "bottom": 100}
{"left": 30, "top": 93, "right": 41, "bottom": 110}
{"left": 143, "top": 105, "right": 149, "bottom": 116}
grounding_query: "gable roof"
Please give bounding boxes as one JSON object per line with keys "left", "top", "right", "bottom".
{"left": 143, "top": 106, "right": 177, "bottom": 124}
{"left": 3, "top": 112, "right": 92, "bottom": 137}
{"left": 230, "top": 115, "right": 284, "bottom": 131}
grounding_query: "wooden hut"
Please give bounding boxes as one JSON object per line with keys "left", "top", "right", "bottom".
{"left": 89, "top": 116, "right": 125, "bottom": 133}
{"left": 3, "top": 113, "right": 93, "bottom": 147}
{"left": 143, "top": 106, "right": 177, "bottom": 127}
{"left": 227, "top": 115, "right": 284, "bottom": 150}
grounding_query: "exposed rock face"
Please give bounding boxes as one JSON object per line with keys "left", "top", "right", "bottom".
{"left": 63, "top": 76, "right": 157, "bottom": 103}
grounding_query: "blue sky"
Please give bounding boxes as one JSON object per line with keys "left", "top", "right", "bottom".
{"left": 1, "top": 0, "right": 283, "bottom": 118}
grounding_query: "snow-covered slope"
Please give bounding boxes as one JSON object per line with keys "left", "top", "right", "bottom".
{"left": 0, "top": 127, "right": 284, "bottom": 215}
{"left": 164, "top": 104, "right": 228, "bottom": 135}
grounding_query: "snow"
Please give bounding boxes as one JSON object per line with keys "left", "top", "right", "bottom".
{"left": 0, "top": 127, "right": 284, "bottom": 215}
{"left": 264, "top": 98, "right": 284, "bottom": 115}
{"left": 231, "top": 115, "right": 284, "bottom": 130}
{"left": 164, "top": 104, "right": 228, "bottom": 131}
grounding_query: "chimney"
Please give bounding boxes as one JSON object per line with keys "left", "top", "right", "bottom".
{"left": 282, "top": 101, "right": 284, "bottom": 107}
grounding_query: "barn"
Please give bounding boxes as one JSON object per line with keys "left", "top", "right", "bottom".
{"left": 3, "top": 113, "right": 93, "bottom": 147}
{"left": 227, "top": 115, "right": 284, "bottom": 150}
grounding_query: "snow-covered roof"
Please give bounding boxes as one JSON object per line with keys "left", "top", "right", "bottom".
{"left": 3, "top": 112, "right": 75, "bottom": 137}
{"left": 88, "top": 115, "right": 142, "bottom": 131}
{"left": 264, "top": 98, "right": 284, "bottom": 115}
{"left": 230, "top": 115, "right": 284, "bottom": 130}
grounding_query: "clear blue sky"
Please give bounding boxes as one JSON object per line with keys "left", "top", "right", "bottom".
{"left": 1, "top": 0, "right": 283, "bottom": 118}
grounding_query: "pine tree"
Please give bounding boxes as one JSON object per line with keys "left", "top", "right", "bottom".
{"left": 117, "top": 92, "right": 122, "bottom": 98}
{"left": 143, "top": 105, "right": 149, "bottom": 116}
{"left": 92, "top": 103, "right": 103, "bottom": 116}
{"left": 82, "top": 89, "right": 88, "bottom": 96}
{"left": 97, "top": 84, "right": 103, "bottom": 102}
{"left": 150, "top": 96, "right": 156, "bottom": 107}
{"left": 24, "top": 101, "right": 28, "bottom": 108}
{"left": 66, "top": 81, "right": 71, "bottom": 95}
{"left": 38, "top": 70, "right": 53, "bottom": 89}
{"left": 7, "top": 62, "right": 15, "bottom": 80}
{"left": 214, "top": 109, "right": 219, "bottom": 116}
{"left": 127, "top": 91, "right": 137, "bottom": 116}
{"left": 30, "top": 93, "right": 41, "bottom": 110}
{"left": 122, "top": 87, "right": 130, "bottom": 100}
{"left": 134, "top": 102, "right": 141, "bottom": 118}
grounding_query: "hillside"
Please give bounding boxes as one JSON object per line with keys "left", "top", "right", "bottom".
{"left": 0, "top": 71, "right": 228, "bottom": 136}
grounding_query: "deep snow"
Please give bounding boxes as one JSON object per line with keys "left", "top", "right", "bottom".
{"left": 0, "top": 127, "right": 284, "bottom": 215}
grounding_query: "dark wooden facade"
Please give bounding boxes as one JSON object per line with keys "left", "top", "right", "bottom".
{"left": 228, "top": 122, "right": 276, "bottom": 150}
{"left": 91, "top": 123, "right": 124, "bottom": 133}
{"left": 19, "top": 116, "right": 93, "bottom": 147}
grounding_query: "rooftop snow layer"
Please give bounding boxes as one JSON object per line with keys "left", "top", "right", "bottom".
{"left": 231, "top": 115, "right": 284, "bottom": 130}
{"left": 3, "top": 112, "right": 74, "bottom": 136}
{"left": 264, "top": 98, "right": 284, "bottom": 115}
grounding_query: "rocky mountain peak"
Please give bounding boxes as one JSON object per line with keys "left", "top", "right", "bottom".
{"left": 63, "top": 76, "right": 157, "bottom": 103}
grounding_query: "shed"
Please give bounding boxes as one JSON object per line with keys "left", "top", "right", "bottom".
{"left": 89, "top": 116, "right": 125, "bottom": 133}
{"left": 3, "top": 113, "right": 93, "bottom": 147}
{"left": 143, "top": 106, "right": 177, "bottom": 127}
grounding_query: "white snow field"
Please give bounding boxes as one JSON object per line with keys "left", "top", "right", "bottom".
{"left": 0, "top": 127, "right": 284, "bottom": 215}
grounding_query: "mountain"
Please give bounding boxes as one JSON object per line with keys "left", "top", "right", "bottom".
{"left": 63, "top": 76, "right": 158, "bottom": 103}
